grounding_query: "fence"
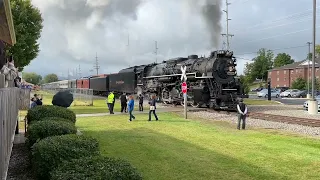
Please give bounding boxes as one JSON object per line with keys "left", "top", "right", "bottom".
{"left": 42, "top": 88, "right": 94, "bottom": 106}
{"left": 0, "top": 88, "right": 30, "bottom": 180}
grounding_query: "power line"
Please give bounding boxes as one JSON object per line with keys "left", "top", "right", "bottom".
{"left": 232, "top": 6, "right": 320, "bottom": 32}
{"left": 239, "top": 26, "right": 320, "bottom": 44}
{"left": 235, "top": 44, "right": 308, "bottom": 57}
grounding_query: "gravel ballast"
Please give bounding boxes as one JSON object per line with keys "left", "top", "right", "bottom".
{"left": 189, "top": 111, "right": 320, "bottom": 137}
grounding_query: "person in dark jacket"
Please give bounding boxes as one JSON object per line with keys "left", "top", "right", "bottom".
{"left": 30, "top": 97, "right": 37, "bottom": 108}
{"left": 148, "top": 95, "right": 158, "bottom": 121}
{"left": 236, "top": 98, "right": 247, "bottom": 130}
{"left": 120, "top": 93, "right": 127, "bottom": 113}
{"left": 34, "top": 94, "right": 43, "bottom": 105}
{"left": 138, "top": 94, "right": 144, "bottom": 111}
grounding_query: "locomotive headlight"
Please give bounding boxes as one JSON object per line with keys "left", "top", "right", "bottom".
{"left": 218, "top": 50, "right": 225, "bottom": 54}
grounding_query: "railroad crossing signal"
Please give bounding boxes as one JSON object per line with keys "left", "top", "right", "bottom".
{"left": 180, "top": 66, "right": 187, "bottom": 81}
{"left": 182, "top": 82, "right": 187, "bottom": 94}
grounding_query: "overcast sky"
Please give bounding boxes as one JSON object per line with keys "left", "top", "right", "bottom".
{"left": 24, "top": 0, "right": 317, "bottom": 79}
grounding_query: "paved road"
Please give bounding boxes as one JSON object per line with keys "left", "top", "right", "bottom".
{"left": 248, "top": 94, "right": 306, "bottom": 105}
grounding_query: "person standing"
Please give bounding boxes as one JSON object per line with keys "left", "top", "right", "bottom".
{"left": 236, "top": 98, "right": 248, "bottom": 130}
{"left": 30, "top": 97, "right": 37, "bottom": 108}
{"left": 148, "top": 95, "right": 158, "bottom": 121}
{"left": 127, "top": 95, "right": 135, "bottom": 121}
{"left": 34, "top": 94, "right": 43, "bottom": 105}
{"left": 107, "top": 91, "right": 115, "bottom": 114}
{"left": 120, "top": 93, "right": 127, "bottom": 113}
{"left": 138, "top": 94, "right": 144, "bottom": 111}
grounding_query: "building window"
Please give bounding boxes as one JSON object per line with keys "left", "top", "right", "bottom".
{"left": 284, "top": 71, "right": 286, "bottom": 74}
{"left": 277, "top": 84, "right": 279, "bottom": 87}
{"left": 277, "top": 71, "right": 279, "bottom": 75}
{"left": 277, "top": 78, "right": 279, "bottom": 81}
{"left": 284, "top": 84, "right": 286, "bottom": 87}
{"left": 284, "top": 78, "right": 287, "bottom": 81}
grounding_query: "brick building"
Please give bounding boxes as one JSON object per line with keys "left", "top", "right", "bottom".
{"left": 268, "top": 58, "right": 320, "bottom": 88}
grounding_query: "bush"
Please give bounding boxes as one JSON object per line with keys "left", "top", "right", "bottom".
{"left": 31, "top": 134, "right": 99, "bottom": 179}
{"left": 26, "top": 120, "right": 77, "bottom": 148}
{"left": 51, "top": 156, "right": 142, "bottom": 180}
{"left": 27, "top": 105, "right": 76, "bottom": 124}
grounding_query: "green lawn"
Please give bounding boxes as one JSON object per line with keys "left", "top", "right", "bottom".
{"left": 76, "top": 113, "right": 320, "bottom": 180}
{"left": 244, "top": 98, "right": 280, "bottom": 105}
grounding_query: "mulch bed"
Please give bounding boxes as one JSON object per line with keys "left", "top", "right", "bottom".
{"left": 7, "top": 143, "right": 35, "bottom": 180}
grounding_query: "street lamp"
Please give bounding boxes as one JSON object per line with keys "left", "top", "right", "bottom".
{"left": 308, "top": 0, "right": 318, "bottom": 114}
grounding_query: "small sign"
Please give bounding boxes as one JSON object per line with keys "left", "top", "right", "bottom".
{"left": 182, "top": 82, "right": 187, "bottom": 94}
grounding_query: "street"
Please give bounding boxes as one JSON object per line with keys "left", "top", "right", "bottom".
{"left": 248, "top": 94, "right": 306, "bottom": 105}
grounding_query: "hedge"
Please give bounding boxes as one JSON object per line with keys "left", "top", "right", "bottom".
{"left": 27, "top": 105, "right": 76, "bottom": 124}
{"left": 26, "top": 120, "right": 77, "bottom": 148}
{"left": 51, "top": 156, "right": 142, "bottom": 180}
{"left": 31, "top": 134, "right": 99, "bottom": 180}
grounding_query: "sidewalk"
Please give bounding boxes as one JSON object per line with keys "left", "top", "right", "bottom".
{"left": 76, "top": 107, "right": 194, "bottom": 117}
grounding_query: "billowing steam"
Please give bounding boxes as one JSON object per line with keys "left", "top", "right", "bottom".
{"left": 184, "top": 0, "right": 223, "bottom": 48}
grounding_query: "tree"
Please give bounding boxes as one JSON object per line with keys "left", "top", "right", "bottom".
{"left": 248, "top": 48, "right": 274, "bottom": 82}
{"left": 273, "top": 53, "right": 294, "bottom": 68}
{"left": 22, "top": 72, "right": 42, "bottom": 85}
{"left": 239, "top": 75, "right": 250, "bottom": 94}
{"left": 5, "top": 0, "right": 44, "bottom": 71}
{"left": 291, "top": 77, "right": 306, "bottom": 90}
{"left": 306, "top": 78, "right": 320, "bottom": 91}
{"left": 43, "top": 73, "right": 59, "bottom": 83}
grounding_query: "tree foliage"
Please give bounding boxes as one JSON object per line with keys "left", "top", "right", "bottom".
{"left": 244, "top": 48, "right": 273, "bottom": 83}
{"left": 22, "top": 72, "right": 42, "bottom": 85}
{"left": 6, "top": 0, "right": 44, "bottom": 71}
{"left": 44, "top": 73, "right": 59, "bottom": 83}
{"left": 273, "top": 53, "right": 294, "bottom": 68}
{"left": 291, "top": 77, "right": 307, "bottom": 90}
{"left": 239, "top": 75, "right": 250, "bottom": 94}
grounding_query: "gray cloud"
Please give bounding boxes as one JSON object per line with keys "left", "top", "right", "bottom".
{"left": 25, "top": 0, "right": 318, "bottom": 79}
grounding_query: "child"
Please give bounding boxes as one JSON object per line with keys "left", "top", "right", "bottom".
{"left": 127, "top": 95, "right": 135, "bottom": 121}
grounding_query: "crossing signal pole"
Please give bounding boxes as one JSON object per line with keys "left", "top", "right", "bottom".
{"left": 221, "top": 0, "right": 234, "bottom": 50}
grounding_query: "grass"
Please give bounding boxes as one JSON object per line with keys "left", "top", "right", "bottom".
{"left": 243, "top": 98, "right": 280, "bottom": 105}
{"left": 76, "top": 112, "right": 320, "bottom": 180}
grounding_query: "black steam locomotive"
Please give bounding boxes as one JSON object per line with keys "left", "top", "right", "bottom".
{"left": 111, "top": 50, "right": 247, "bottom": 111}
{"left": 42, "top": 50, "right": 248, "bottom": 111}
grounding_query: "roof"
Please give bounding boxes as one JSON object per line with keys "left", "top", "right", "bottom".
{"left": 269, "top": 58, "right": 320, "bottom": 71}
{"left": 0, "top": 0, "right": 16, "bottom": 45}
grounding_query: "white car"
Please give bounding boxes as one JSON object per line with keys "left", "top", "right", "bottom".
{"left": 280, "top": 89, "right": 300, "bottom": 98}
{"left": 303, "top": 95, "right": 320, "bottom": 112}
{"left": 257, "top": 89, "right": 280, "bottom": 98}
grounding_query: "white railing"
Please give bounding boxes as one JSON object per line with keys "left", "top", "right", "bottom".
{"left": 0, "top": 88, "right": 30, "bottom": 180}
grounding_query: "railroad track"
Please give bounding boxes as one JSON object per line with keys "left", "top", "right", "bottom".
{"left": 166, "top": 104, "right": 320, "bottom": 128}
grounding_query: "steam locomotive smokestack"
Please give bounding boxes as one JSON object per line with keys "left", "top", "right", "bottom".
{"left": 201, "top": 0, "right": 222, "bottom": 48}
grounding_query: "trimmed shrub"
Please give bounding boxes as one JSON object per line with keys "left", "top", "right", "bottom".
{"left": 26, "top": 120, "right": 77, "bottom": 148}
{"left": 51, "top": 156, "right": 142, "bottom": 180}
{"left": 31, "top": 134, "right": 99, "bottom": 180}
{"left": 27, "top": 105, "right": 76, "bottom": 124}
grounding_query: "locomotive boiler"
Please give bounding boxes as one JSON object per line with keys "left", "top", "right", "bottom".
{"left": 128, "top": 50, "right": 247, "bottom": 111}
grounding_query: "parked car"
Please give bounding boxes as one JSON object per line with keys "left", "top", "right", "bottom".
{"left": 257, "top": 89, "right": 280, "bottom": 98}
{"left": 280, "top": 89, "right": 300, "bottom": 98}
{"left": 291, "top": 90, "right": 307, "bottom": 98}
{"left": 303, "top": 95, "right": 320, "bottom": 112}
{"left": 277, "top": 87, "right": 290, "bottom": 93}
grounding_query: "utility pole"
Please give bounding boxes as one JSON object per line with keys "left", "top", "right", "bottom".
{"left": 154, "top": 41, "right": 158, "bottom": 63}
{"left": 93, "top": 52, "right": 100, "bottom": 75}
{"left": 67, "top": 68, "right": 70, "bottom": 80}
{"left": 221, "top": 0, "right": 234, "bottom": 50}
{"left": 308, "top": 0, "right": 317, "bottom": 114}
{"left": 307, "top": 42, "right": 312, "bottom": 97}
{"left": 78, "top": 65, "right": 81, "bottom": 78}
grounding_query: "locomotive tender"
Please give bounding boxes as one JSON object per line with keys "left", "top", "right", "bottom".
{"left": 42, "top": 50, "right": 248, "bottom": 111}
